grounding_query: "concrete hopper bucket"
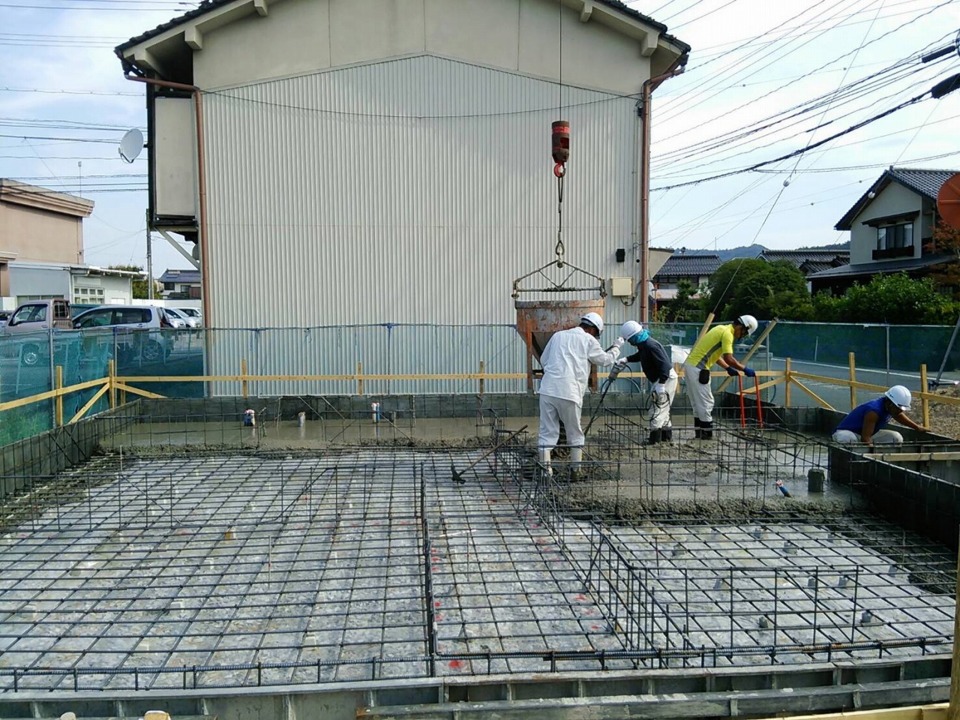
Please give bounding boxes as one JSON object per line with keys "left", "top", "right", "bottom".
{"left": 515, "top": 299, "right": 605, "bottom": 392}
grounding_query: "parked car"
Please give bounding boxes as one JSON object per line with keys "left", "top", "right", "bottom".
{"left": 164, "top": 307, "right": 198, "bottom": 329}
{"left": 177, "top": 307, "right": 202, "bottom": 326}
{"left": 0, "top": 298, "right": 73, "bottom": 366}
{"left": 72, "top": 305, "right": 176, "bottom": 363}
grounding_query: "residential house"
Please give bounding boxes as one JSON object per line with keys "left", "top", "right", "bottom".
{"left": 0, "top": 180, "right": 136, "bottom": 309}
{"left": 652, "top": 252, "right": 722, "bottom": 304}
{"left": 757, "top": 249, "right": 849, "bottom": 290}
{"left": 116, "top": 0, "right": 690, "bottom": 344}
{"left": 159, "top": 269, "right": 202, "bottom": 300}
{"left": 809, "top": 167, "right": 957, "bottom": 295}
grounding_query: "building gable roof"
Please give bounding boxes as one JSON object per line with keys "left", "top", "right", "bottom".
{"left": 116, "top": 0, "right": 689, "bottom": 60}
{"left": 758, "top": 249, "right": 849, "bottom": 269}
{"left": 835, "top": 167, "right": 959, "bottom": 231}
{"left": 807, "top": 253, "right": 953, "bottom": 281}
{"left": 159, "top": 268, "right": 202, "bottom": 284}
{"left": 0, "top": 179, "right": 94, "bottom": 218}
{"left": 654, "top": 254, "right": 722, "bottom": 278}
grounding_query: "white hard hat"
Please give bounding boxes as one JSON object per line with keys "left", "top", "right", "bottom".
{"left": 736, "top": 315, "right": 758, "bottom": 335}
{"left": 884, "top": 385, "right": 912, "bottom": 410}
{"left": 620, "top": 320, "right": 643, "bottom": 340}
{"left": 581, "top": 312, "right": 604, "bottom": 334}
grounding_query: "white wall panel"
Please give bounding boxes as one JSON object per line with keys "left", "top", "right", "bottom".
{"left": 154, "top": 96, "right": 198, "bottom": 218}
{"left": 205, "top": 56, "right": 639, "bottom": 331}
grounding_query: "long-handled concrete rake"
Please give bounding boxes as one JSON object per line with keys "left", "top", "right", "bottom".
{"left": 452, "top": 425, "right": 529, "bottom": 484}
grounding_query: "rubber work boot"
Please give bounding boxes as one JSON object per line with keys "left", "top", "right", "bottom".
{"left": 700, "top": 421, "right": 714, "bottom": 441}
{"left": 661, "top": 427, "right": 673, "bottom": 443}
{"left": 570, "top": 447, "right": 583, "bottom": 481}
{"left": 538, "top": 448, "right": 553, "bottom": 477}
{"left": 694, "top": 417, "right": 702, "bottom": 439}
{"left": 647, "top": 428, "right": 663, "bottom": 445}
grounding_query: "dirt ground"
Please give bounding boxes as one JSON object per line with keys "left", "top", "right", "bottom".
{"left": 927, "top": 384, "right": 960, "bottom": 439}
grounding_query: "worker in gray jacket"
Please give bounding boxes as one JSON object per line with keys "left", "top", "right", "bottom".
{"left": 538, "top": 312, "right": 624, "bottom": 477}
{"left": 611, "top": 321, "right": 677, "bottom": 444}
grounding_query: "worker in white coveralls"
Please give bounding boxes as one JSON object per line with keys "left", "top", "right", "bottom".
{"left": 537, "top": 312, "right": 624, "bottom": 477}
{"left": 611, "top": 321, "right": 678, "bottom": 445}
{"left": 832, "top": 385, "right": 928, "bottom": 445}
{"left": 682, "top": 315, "right": 758, "bottom": 440}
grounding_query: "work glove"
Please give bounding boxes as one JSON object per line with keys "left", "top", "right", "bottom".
{"left": 743, "top": 367, "right": 756, "bottom": 378}
{"left": 612, "top": 336, "right": 625, "bottom": 351}
{"left": 608, "top": 357, "right": 628, "bottom": 379}
{"left": 726, "top": 367, "right": 740, "bottom": 377}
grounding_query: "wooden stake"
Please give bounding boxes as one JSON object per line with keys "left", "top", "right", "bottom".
{"left": 784, "top": 357, "right": 792, "bottom": 408}
{"left": 920, "top": 363, "right": 930, "bottom": 429}
{"left": 848, "top": 352, "right": 857, "bottom": 410}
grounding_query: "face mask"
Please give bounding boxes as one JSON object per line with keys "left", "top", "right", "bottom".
{"left": 631, "top": 330, "right": 650, "bottom": 345}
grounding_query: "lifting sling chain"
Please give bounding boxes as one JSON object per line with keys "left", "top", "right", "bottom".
{"left": 551, "top": 120, "right": 569, "bottom": 266}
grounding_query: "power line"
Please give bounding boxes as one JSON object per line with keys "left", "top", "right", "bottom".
{"left": 652, "top": 74, "right": 956, "bottom": 191}
{"left": 0, "top": 86, "right": 141, "bottom": 96}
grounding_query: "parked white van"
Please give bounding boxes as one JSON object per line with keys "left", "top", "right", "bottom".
{"left": 73, "top": 305, "right": 176, "bottom": 363}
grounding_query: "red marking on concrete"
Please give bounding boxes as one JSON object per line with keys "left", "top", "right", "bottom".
{"left": 591, "top": 625, "right": 600, "bottom": 631}
{"left": 435, "top": 613, "right": 444, "bottom": 622}
{"left": 448, "top": 660, "right": 464, "bottom": 670}
{"left": 434, "top": 601, "right": 442, "bottom": 608}
{"left": 575, "top": 594, "right": 587, "bottom": 602}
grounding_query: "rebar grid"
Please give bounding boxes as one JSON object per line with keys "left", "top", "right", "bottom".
{"left": 97, "top": 405, "right": 500, "bottom": 452}
{"left": 0, "top": 438, "right": 955, "bottom": 693}
{"left": 582, "top": 413, "right": 839, "bottom": 505}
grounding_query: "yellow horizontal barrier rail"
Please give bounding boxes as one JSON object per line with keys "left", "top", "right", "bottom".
{"left": 1, "top": 355, "right": 954, "bottom": 429}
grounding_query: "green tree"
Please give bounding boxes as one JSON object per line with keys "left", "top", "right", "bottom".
{"left": 925, "top": 221, "right": 960, "bottom": 301}
{"left": 657, "top": 279, "right": 705, "bottom": 323}
{"left": 812, "top": 291, "right": 844, "bottom": 322}
{"left": 841, "top": 273, "right": 953, "bottom": 324}
{"left": 108, "top": 265, "right": 157, "bottom": 299}
{"left": 702, "top": 259, "right": 812, "bottom": 320}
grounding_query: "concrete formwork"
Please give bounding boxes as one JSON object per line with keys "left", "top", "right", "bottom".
{"left": 0, "top": 396, "right": 958, "bottom": 720}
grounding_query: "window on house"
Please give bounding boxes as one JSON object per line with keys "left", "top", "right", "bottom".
{"left": 877, "top": 222, "right": 913, "bottom": 250}
{"left": 73, "top": 286, "right": 104, "bottom": 305}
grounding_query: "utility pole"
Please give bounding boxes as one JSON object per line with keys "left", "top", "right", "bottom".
{"left": 146, "top": 208, "right": 154, "bottom": 300}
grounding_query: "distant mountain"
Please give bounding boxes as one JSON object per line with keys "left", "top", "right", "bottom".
{"left": 676, "top": 241, "right": 849, "bottom": 262}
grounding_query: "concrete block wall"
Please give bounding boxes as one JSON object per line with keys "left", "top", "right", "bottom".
{"left": 0, "top": 403, "right": 139, "bottom": 503}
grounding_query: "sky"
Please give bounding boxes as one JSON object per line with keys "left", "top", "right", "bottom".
{"left": 1, "top": 0, "right": 959, "bottom": 277}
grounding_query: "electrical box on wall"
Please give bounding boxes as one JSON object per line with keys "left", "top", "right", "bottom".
{"left": 610, "top": 277, "right": 634, "bottom": 297}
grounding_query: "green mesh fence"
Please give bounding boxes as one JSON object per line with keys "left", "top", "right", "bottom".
{"left": 1, "top": 320, "right": 957, "bottom": 446}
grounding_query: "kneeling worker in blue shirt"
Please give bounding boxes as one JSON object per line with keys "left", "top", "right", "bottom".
{"left": 832, "top": 385, "right": 928, "bottom": 446}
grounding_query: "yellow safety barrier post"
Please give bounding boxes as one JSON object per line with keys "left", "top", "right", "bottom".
{"left": 920, "top": 363, "right": 930, "bottom": 429}
{"left": 108, "top": 359, "right": 117, "bottom": 409}
{"left": 479, "top": 360, "right": 485, "bottom": 397}
{"left": 54, "top": 366, "right": 63, "bottom": 427}
{"left": 848, "top": 352, "right": 857, "bottom": 411}
{"left": 241, "top": 358, "right": 248, "bottom": 399}
{"left": 357, "top": 362, "right": 364, "bottom": 396}
{"left": 784, "top": 357, "right": 792, "bottom": 407}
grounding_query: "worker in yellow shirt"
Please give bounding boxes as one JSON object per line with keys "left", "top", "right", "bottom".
{"left": 682, "top": 315, "right": 758, "bottom": 439}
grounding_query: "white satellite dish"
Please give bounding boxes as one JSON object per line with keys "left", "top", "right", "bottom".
{"left": 118, "top": 128, "right": 144, "bottom": 163}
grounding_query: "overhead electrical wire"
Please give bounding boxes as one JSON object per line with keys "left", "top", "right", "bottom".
{"left": 650, "top": 44, "right": 954, "bottom": 177}
{"left": 654, "top": 0, "right": 954, "bottom": 140}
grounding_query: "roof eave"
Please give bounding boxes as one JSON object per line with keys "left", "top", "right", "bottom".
{"left": 118, "top": 0, "right": 689, "bottom": 77}
{"left": 835, "top": 172, "right": 893, "bottom": 231}
{"left": 116, "top": 0, "right": 283, "bottom": 77}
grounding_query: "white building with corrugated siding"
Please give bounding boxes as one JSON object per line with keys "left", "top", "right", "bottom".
{"left": 116, "top": 0, "right": 687, "bottom": 391}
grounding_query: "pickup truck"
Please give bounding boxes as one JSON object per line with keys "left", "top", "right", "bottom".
{"left": 0, "top": 299, "right": 73, "bottom": 366}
